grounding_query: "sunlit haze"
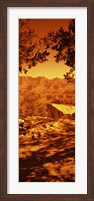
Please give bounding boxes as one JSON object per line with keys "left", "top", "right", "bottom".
{"left": 19, "top": 55, "right": 70, "bottom": 79}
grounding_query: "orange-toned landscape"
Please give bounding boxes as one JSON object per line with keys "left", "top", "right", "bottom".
{"left": 19, "top": 19, "right": 75, "bottom": 182}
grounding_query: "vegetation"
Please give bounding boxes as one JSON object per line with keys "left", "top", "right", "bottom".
{"left": 19, "top": 19, "right": 75, "bottom": 81}
{"left": 19, "top": 19, "right": 50, "bottom": 73}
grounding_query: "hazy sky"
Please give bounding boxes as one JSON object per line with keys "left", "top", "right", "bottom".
{"left": 19, "top": 19, "right": 71, "bottom": 79}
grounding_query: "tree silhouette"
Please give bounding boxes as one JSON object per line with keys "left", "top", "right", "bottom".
{"left": 19, "top": 19, "right": 50, "bottom": 73}
{"left": 45, "top": 19, "right": 75, "bottom": 81}
{"left": 19, "top": 19, "right": 75, "bottom": 81}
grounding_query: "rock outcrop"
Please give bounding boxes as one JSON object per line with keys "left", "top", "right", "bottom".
{"left": 47, "top": 104, "right": 75, "bottom": 121}
{"left": 47, "top": 104, "right": 64, "bottom": 121}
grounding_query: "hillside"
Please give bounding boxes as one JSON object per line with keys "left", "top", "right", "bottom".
{"left": 19, "top": 76, "right": 75, "bottom": 119}
{"left": 19, "top": 76, "right": 75, "bottom": 182}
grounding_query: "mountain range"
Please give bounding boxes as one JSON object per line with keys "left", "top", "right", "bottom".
{"left": 19, "top": 76, "right": 75, "bottom": 119}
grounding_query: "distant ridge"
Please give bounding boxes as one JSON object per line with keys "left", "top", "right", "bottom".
{"left": 19, "top": 75, "right": 65, "bottom": 81}
{"left": 19, "top": 76, "right": 75, "bottom": 118}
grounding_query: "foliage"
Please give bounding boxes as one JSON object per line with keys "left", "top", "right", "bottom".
{"left": 45, "top": 19, "right": 75, "bottom": 81}
{"left": 19, "top": 19, "right": 50, "bottom": 73}
{"left": 19, "top": 19, "right": 75, "bottom": 81}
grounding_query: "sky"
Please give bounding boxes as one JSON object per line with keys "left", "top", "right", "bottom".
{"left": 19, "top": 19, "right": 71, "bottom": 79}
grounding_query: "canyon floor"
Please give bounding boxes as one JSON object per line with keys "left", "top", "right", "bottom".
{"left": 19, "top": 116, "right": 75, "bottom": 182}
{"left": 19, "top": 77, "right": 75, "bottom": 182}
